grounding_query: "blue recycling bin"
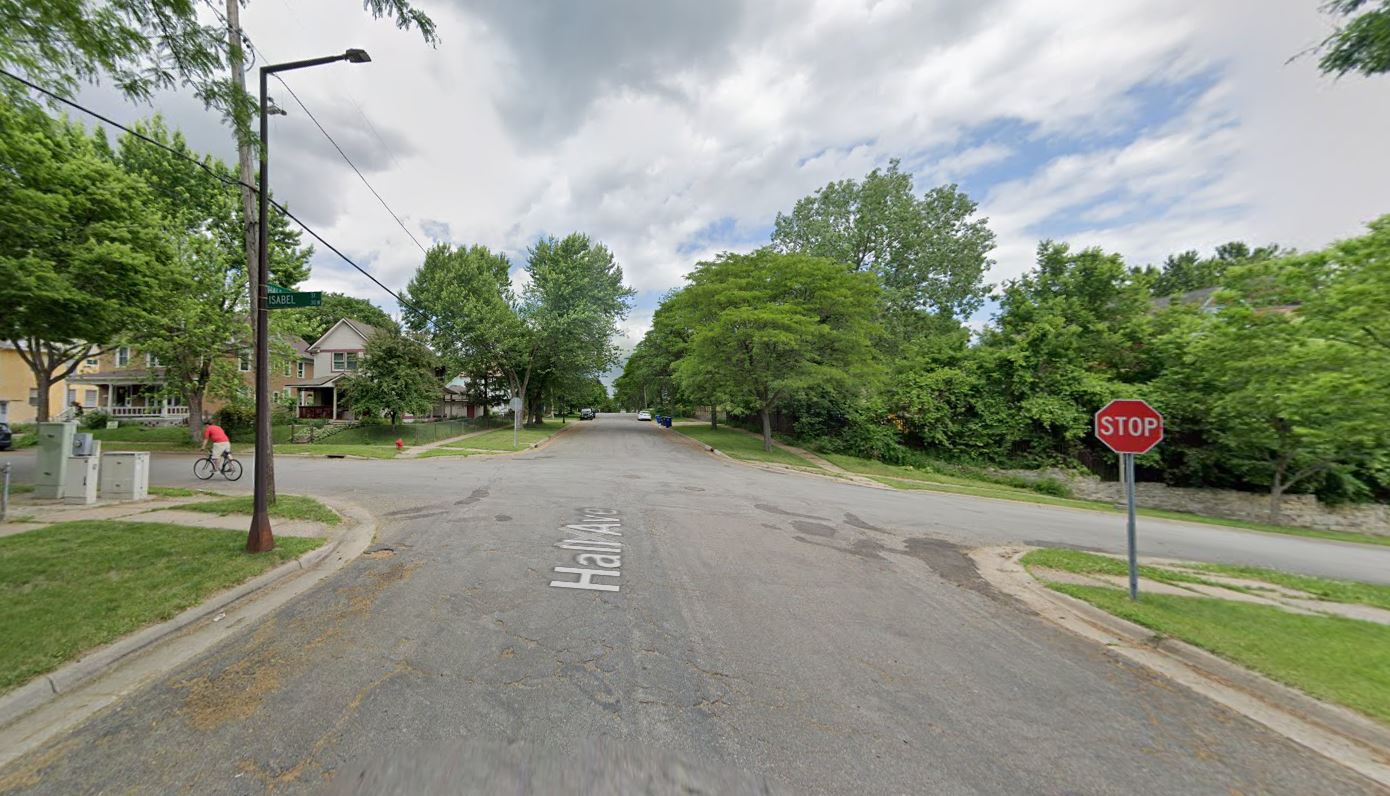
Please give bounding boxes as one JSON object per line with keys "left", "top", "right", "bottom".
{"left": 663, "top": 416, "right": 673, "bottom": 428}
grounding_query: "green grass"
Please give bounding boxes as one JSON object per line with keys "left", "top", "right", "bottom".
{"left": 673, "top": 427, "right": 818, "bottom": 468}
{"left": 7, "top": 484, "right": 35, "bottom": 495}
{"left": 416, "top": 447, "right": 481, "bottom": 459}
{"left": 1020, "top": 548, "right": 1232, "bottom": 590}
{"left": 1053, "top": 583, "right": 1390, "bottom": 725}
{"left": 275, "top": 443, "right": 398, "bottom": 459}
{"left": 1188, "top": 562, "right": 1390, "bottom": 612}
{"left": 0, "top": 520, "right": 321, "bottom": 693}
{"left": 180, "top": 494, "right": 341, "bottom": 525}
{"left": 456, "top": 425, "right": 564, "bottom": 451}
{"left": 149, "top": 486, "right": 200, "bottom": 497}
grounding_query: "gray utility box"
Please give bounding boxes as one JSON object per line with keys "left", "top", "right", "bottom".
{"left": 35, "top": 422, "right": 76, "bottom": 499}
{"left": 63, "top": 453, "right": 100, "bottom": 505}
{"left": 100, "top": 452, "right": 150, "bottom": 501}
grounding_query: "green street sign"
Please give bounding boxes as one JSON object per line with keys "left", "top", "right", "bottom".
{"left": 265, "top": 283, "right": 322, "bottom": 309}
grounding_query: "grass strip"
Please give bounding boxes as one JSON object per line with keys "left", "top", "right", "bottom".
{"left": 1188, "top": 562, "right": 1390, "bottom": 612}
{"left": 181, "top": 494, "right": 340, "bottom": 526}
{"left": 673, "top": 427, "right": 819, "bottom": 469}
{"left": 459, "top": 425, "right": 564, "bottom": 451}
{"left": 275, "top": 443, "right": 397, "bottom": 459}
{"left": 0, "top": 520, "right": 321, "bottom": 693}
{"left": 1051, "top": 583, "right": 1390, "bottom": 725}
{"left": 1020, "top": 548, "right": 1232, "bottom": 590}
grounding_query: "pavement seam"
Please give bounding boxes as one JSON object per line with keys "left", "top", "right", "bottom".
{"left": 0, "top": 495, "right": 375, "bottom": 739}
{"left": 971, "top": 545, "right": 1390, "bottom": 787}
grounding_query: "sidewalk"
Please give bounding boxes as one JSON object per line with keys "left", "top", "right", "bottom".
{"left": 397, "top": 426, "right": 501, "bottom": 458}
{"left": 708, "top": 425, "right": 882, "bottom": 487}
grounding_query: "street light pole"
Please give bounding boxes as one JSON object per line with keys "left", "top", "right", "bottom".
{"left": 248, "top": 48, "right": 372, "bottom": 554}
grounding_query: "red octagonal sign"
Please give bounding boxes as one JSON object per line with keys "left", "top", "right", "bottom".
{"left": 1095, "top": 399, "right": 1164, "bottom": 455}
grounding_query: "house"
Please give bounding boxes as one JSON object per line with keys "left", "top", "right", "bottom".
{"left": 67, "top": 339, "right": 312, "bottom": 423}
{"left": 0, "top": 341, "right": 91, "bottom": 425}
{"left": 433, "top": 376, "right": 504, "bottom": 419}
{"left": 287, "top": 318, "right": 382, "bottom": 420}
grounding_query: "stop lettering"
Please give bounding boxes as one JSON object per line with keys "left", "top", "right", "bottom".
{"left": 1094, "top": 399, "right": 1163, "bottom": 455}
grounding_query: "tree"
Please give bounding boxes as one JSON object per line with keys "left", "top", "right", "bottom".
{"left": 771, "top": 159, "right": 995, "bottom": 325}
{"left": 339, "top": 330, "right": 440, "bottom": 428}
{"left": 673, "top": 250, "right": 881, "bottom": 451}
{"left": 1139, "top": 242, "right": 1282, "bottom": 297}
{"left": 1314, "top": 0, "right": 1390, "bottom": 78}
{"left": 404, "top": 235, "right": 633, "bottom": 441}
{"left": 284, "top": 292, "right": 397, "bottom": 344}
{"left": 1276, "top": 215, "right": 1390, "bottom": 361}
{"left": 115, "top": 116, "right": 310, "bottom": 442}
{"left": 0, "top": 99, "right": 168, "bottom": 421}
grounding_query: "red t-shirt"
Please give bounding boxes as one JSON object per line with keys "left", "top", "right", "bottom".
{"left": 203, "top": 424, "right": 229, "bottom": 444}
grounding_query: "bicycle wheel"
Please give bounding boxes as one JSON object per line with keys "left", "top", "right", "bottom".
{"left": 221, "top": 458, "right": 244, "bottom": 481}
{"left": 194, "top": 457, "right": 216, "bottom": 480}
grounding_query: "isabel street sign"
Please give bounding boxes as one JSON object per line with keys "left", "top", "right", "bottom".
{"left": 266, "top": 283, "right": 322, "bottom": 309}
{"left": 1094, "top": 399, "right": 1164, "bottom": 600}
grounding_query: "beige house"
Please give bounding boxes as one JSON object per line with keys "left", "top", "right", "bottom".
{"left": 0, "top": 342, "right": 98, "bottom": 425}
{"left": 287, "top": 318, "right": 380, "bottom": 420}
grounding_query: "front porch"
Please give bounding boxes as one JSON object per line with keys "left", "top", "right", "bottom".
{"left": 294, "top": 383, "right": 351, "bottom": 421}
{"left": 66, "top": 379, "right": 189, "bottom": 423}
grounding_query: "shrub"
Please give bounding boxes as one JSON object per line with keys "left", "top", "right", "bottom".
{"left": 214, "top": 403, "right": 256, "bottom": 434}
{"left": 79, "top": 411, "right": 110, "bottom": 430}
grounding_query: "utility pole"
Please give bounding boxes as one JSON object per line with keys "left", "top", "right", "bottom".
{"left": 223, "top": 0, "right": 275, "bottom": 502}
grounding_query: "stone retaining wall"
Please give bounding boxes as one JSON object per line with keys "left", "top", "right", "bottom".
{"left": 997, "top": 468, "right": 1389, "bottom": 536}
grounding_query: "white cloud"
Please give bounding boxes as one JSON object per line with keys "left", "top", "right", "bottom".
{"left": 92, "top": 0, "right": 1390, "bottom": 324}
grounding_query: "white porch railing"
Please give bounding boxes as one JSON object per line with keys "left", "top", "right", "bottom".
{"left": 109, "top": 405, "right": 190, "bottom": 418}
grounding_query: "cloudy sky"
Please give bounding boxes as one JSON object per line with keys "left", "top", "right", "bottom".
{"left": 75, "top": 0, "right": 1390, "bottom": 350}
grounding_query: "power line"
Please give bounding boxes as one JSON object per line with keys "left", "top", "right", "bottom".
{"left": 0, "top": 67, "right": 424, "bottom": 316}
{"left": 270, "top": 74, "right": 429, "bottom": 255}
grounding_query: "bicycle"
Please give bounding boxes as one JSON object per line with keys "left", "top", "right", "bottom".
{"left": 194, "top": 450, "right": 243, "bottom": 481}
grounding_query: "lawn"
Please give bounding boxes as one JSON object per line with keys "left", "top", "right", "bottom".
{"left": 456, "top": 424, "right": 565, "bottom": 451}
{"left": 1050, "top": 583, "right": 1390, "bottom": 725}
{"left": 275, "top": 443, "right": 398, "bottom": 459}
{"left": 416, "top": 447, "right": 480, "bottom": 459}
{"left": 180, "top": 494, "right": 341, "bottom": 525}
{"left": 0, "top": 520, "right": 321, "bottom": 693}
{"left": 674, "top": 427, "right": 819, "bottom": 469}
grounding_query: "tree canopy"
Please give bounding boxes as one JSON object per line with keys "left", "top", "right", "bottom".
{"left": 1315, "top": 0, "right": 1390, "bottom": 78}
{"left": 340, "top": 330, "right": 440, "bottom": 428}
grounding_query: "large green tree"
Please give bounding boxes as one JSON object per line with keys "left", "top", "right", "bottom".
{"left": 340, "top": 330, "right": 440, "bottom": 428}
{"left": 673, "top": 250, "right": 881, "bottom": 451}
{"left": 771, "top": 159, "right": 995, "bottom": 326}
{"left": 0, "top": 99, "right": 168, "bottom": 421}
{"left": 284, "top": 292, "right": 397, "bottom": 344}
{"left": 115, "top": 117, "right": 310, "bottom": 441}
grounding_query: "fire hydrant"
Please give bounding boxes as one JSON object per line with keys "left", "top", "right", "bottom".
{"left": 395, "top": 437, "right": 404, "bottom": 452}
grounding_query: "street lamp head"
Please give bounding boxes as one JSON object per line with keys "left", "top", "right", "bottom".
{"left": 344, "top": 48, "right": 372, "bottom": 64}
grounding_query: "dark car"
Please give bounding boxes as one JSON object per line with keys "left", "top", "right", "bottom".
{"left": 579, "top": 408, "right": 596, "bottom": 420}
{"left": 0, "top": 422, "right": 11, "bottom": 451}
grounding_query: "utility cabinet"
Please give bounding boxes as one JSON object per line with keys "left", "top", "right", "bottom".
{"left": 34, "top": 422, "right": 76, "bottom": 499}
{"left": 63, "top": 452, "right": 100, "bottom": 504}
{"left": 100, "top": 452, "right": 149, "bottom": 501}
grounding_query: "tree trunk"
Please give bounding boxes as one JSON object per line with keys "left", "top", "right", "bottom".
{"left": 34, "top": 367, "right": 52, "bottom": 424}
{"left": 710, "top": 404, "right": 718, "bottom": 430}
{"left": 481, "top": 374, "right": 489, "bottom": 417}
{"left": 760, "top": 406, "right": 773, "bottom": 452}
{"left": 188, "top": 391, "right": 205, "bottom": 444}
{"left": 1269, "top": 463, "right": 1286, "bottom": 523}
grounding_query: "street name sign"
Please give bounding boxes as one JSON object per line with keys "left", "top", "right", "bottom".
{"left": 1094, "top": 399, "right": 1164, "bottom": 455}
{"left": 1094, "top": 398, "right": 1164, "bottom": 601}
{"left": 265, "top": 283, "right": 322, "bottom": 309}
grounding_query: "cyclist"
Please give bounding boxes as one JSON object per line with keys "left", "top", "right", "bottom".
{"left": 200, "top": 419, "right": 232, "bottom": 466}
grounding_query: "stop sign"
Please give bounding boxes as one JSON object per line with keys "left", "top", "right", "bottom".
{"left": 1095, "top": 399, "right": 1164, "bottom": 454}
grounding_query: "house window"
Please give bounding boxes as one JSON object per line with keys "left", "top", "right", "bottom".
{"left": 297, "top": 362, "right": 305, "bottom": 378}
{"left": 146, "top": 352, "right": 161, "bottom": 367}
{"left": 116, "top": 347, "right": 130, "bottom": 367}
{"left": 67, "top": 389, "right": 76, "bottom": 406}
{"left": 29, "top": 388, "right": 38, "bottom": 406}
{"left": 239, "top": 351, "right": 252, "bottom": 372}
{"left": 283, "top": 361, "right": 291, "bottom": 377}
{"left": 85, "top": 357, "right": 99, "bottom": 366}
{"left": 84, "top": 389, "right": 98, "bottom": 407}
{"left": 332, "top": 352, "right": 359, "bottom": 372}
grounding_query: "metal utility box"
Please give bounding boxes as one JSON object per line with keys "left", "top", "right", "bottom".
{"left": 35, "top": 422, "right": 76, "bottom": 499}
{"left": 63, "top": 454, "right": 100, "bottom": 504}
{"left": 72, "top": 432, "right": 96, "bottom": 457}
{"left": 100, "top": 452, "right": 149, "bottom": 501}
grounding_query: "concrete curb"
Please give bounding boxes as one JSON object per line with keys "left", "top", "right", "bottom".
{"left": 660, "top": 425, "right": 883, "bottom": 488}
{"left": 971, "top": 545, "right": 1390, "bottom": 787}
{"left": 0, "top": 496, "right": 374, "bottom": 736}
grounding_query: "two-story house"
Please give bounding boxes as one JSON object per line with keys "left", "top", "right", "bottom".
{"left": 68, "top": 339, "right": 313, "bottom": 423}
{"left": 288, "top": 318, "right": 381, "bottom": 420}
{"left": 0, "top": 342, "right": 98, "bottom": 424}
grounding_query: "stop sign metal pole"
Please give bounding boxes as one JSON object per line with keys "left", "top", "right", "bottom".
{"left": 1124, "top": 452, "right": 1137, "bottom": 600}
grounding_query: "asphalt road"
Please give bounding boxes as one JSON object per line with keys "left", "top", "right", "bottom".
{"left": 0, "top": 416, "right": 1384, "bottom": 793}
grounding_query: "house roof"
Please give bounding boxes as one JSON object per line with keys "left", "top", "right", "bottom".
{"left": 1151, "top": 286, "right": 1219, "bottom": 310}
{"left": 70, "top": 369, "right": 161, "bottom": 385}
{"left": 287, "top": 372, "right": 347, "bottom": 388}
{"left": 307, "top": 318, "right": 384, "bottom": 353}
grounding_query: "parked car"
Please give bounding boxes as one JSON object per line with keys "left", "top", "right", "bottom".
{"left": 637, "top": 410, "right": 652, "bottom": 421}
{"left": 0, "top": 422, "right": 10, "bottom": 451}
{"left": 579, "top": 408, "right": 595, "bottom": 420}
